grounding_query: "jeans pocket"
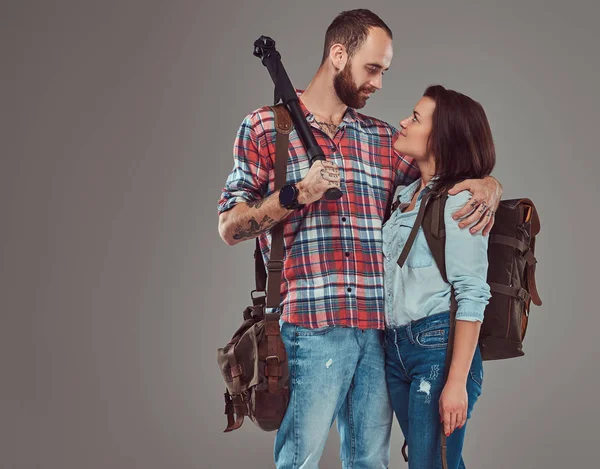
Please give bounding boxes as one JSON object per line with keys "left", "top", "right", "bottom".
{"left": 294, "top": 325, "right": 336, "bottom": 336}
{"left": 415, "top": 328, "right": 449, "bottom": 348}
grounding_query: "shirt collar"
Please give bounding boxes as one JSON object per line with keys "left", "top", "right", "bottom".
{"left": 396, "top": 176, "right": 438, "bottom": 204}
{"left": 295, "top": 89, "right": 363, "bottom": 125}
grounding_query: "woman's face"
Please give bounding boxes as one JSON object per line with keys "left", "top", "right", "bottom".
{"left": 393, "top": 96, "right": 436, "bottom": 161}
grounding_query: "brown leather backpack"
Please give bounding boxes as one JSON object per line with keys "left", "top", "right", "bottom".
{"left": 405, "top": 190, "right": 543, "bottom": 360}
{"left": 397, "top": 188, "right": 542, "bottom": 468}
{"left": 217, "top": 105, "right": 292, "bottom": 432}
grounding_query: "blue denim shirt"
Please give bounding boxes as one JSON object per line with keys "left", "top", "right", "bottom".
{"left": 382, "top": 178, "right": 491, "bottom": 327}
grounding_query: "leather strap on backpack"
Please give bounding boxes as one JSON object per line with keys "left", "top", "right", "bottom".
{"left": 397, "top": 190, "right": 435, "bottom": 268}
{"left": 253, "top": 104, "right": 292, "bottom": 309}
{"left": 263, "top": 105, "right": 292, "bottom": 396}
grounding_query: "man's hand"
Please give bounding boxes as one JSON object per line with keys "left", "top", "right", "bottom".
{"left": 296, "top": 160, "right": 341, "bottom": 205}
{"left": 448, "top": 176, "right": 502, "bottom": 235}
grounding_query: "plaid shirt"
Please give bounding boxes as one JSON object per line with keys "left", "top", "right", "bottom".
{"left": 218, "top": 92, "right": 419, "bottom": 329}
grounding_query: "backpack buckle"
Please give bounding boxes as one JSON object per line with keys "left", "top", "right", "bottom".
{"left": 251, "top": 290, "right": 266, "bottom": 307}
{"left": 267, "top": 260, "right": 284, "bottom": 272}
{"left": 265, "top": 355, "right": 280, "bottom": 366}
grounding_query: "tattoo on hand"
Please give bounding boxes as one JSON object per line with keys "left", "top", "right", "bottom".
{"left": 233, "top": 215, "right": 277, "bottom": 240}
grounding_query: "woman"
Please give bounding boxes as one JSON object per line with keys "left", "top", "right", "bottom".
{"left": 383, "top": 85, "right": 495, "bottom": 469}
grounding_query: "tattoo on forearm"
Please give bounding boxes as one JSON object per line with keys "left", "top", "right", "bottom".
{"left": 233, "top": 215, "right": 278, "bottom": 240}
{"left": 247, "top": 199, "right": 267, "bottom": 209}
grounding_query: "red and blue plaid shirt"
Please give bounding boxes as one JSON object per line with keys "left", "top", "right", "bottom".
{"left": 218, "top": 92, "right": 419, "bottom": 330}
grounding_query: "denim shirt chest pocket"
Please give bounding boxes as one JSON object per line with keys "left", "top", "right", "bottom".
{"left": 397, "top": 220, "right": 434, "bottom": 269}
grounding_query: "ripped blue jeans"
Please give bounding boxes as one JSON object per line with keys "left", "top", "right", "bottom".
{"left": 274, "top": 322, "right": 393, "bottom": 469}
{"left": 384, "top": 312, "right": 483, "bottom": 469}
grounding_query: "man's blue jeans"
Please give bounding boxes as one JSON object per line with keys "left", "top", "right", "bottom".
{"left": 274, "top": 322, "right": 393, "bottom": 469}
{"left": 384, "top": 312, "right": 483, "bottom": 469}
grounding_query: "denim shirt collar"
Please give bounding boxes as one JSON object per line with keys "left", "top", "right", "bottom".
{"left": 397, "top": 176, "right": 438, "bottom": 205}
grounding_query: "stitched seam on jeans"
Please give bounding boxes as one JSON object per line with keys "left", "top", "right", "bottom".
{"left": 415, "top": 329, "right": 448, "bottom": 348}
{"left": 415, "top": 340, "right": 448, "bottom": 348}
{"left": 394, "top": 341, "right": 409, "bottom": 379}
{"left": 292, "top": 326, "right": 298, "bottom": 468}
{"left": 348, "top": 381, "right": 355, "bottom": 468}
{"left": 469, "top": 369, "right": 483, "bottom": 387}
{"left": 295, "top": 325, "right": 335, "bottom": 336}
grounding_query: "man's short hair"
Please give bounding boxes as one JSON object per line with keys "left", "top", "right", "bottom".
{"left": 321, "top": 9, "right": 393, "bottom": 64}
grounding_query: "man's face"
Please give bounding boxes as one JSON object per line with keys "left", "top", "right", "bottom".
{"left": 334, "top": 27, "right": 393, "bottom": 109}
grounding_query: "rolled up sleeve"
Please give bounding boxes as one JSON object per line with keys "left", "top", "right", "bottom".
{"left": 218, "top": 112, "right": 271, "bottom": 214}
{"left": 444, "top": 191, "right": 491, "bottom": 322}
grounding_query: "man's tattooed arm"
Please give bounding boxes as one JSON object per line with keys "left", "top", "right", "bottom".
{"left": 232, "top": 214, "right": 278, "bottom": 240}
{"left": 218, "top": 191, "right": 293, "bottom": 246}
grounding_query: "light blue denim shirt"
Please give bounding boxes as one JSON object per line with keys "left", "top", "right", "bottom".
{"left": 382, "top": 178, "right": 491, "bottom": 327}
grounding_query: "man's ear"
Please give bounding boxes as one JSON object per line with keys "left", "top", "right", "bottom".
{"left": 328, "top": 43, "right": 348, "bottom": 71}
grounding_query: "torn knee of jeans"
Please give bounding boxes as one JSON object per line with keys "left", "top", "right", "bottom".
{"left": 417, "top": 379, "right": 431, "bottom": 397}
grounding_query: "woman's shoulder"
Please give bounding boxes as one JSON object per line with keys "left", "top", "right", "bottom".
{"left": 444, "top": 189, "right": 473, "bottom": 211}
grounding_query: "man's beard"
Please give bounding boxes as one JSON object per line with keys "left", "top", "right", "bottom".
{"left": 333, "top": 62, "right": 376, "bottom": 109}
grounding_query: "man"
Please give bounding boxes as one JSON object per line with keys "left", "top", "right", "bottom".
{"left": 218, "top": 9, "right": 501, "bottom": 468}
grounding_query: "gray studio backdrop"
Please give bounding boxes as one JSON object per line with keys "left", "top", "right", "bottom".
{"left": 2, "top": 1, "right": 599, "bottom": 468}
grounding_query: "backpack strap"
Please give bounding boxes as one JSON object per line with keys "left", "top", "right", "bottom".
{"left": 396, "top": 189, "right": 451, "bottom": 282}
{"left": 266, "top": 104, "right": 292, "bottom": 310}
{"left": 522, "top": 199, "right": 542, "bottom": 307}
{"left": 253, "top": 104, "right": 293, "bottom": 311}
{"left": 396, "top": 190, "right": 434, "bottom": 268}
{"left": 224, "top": 345, "right": 247, "bottom": 432}
{"left": 423, "top": 193, "right": 450, "bottom": 282}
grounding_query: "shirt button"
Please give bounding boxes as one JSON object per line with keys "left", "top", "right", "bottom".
{"left": 330, "top": 145, "right": 337, "bottom": 152}
{"left": 342, "top": 217, "right": 347, "bottom": 222}
{"left": 345, "top": 252, "right": 350, "bottom": 257}
{"left": 347, "top": 287, "right": 352, "bottom": 292}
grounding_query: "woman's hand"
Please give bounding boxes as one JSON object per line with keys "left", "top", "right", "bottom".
{"left": 448, "top": 176, "right": 502, "bottom": 235}
{"left": 439, "top": 378, "right": 468, "bottom": 436}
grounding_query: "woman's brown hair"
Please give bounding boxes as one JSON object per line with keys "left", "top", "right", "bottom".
{"left": 424, "top": 85, "right": 496, "bottom": 192}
